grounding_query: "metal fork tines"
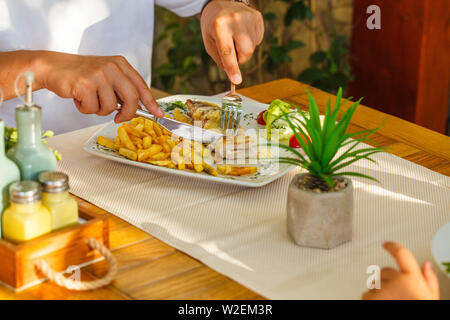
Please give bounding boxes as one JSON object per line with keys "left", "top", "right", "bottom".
{"left": 221, "top": 92, "right": 242, "bottom": 135}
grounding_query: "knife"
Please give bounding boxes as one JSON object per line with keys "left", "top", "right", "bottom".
{"left": 117, "top": 103, "right": 224, "bottom": 145}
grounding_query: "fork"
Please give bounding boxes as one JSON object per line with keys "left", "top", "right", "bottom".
{"left": 221, "top": 83, "right": 243, "bottom": 135}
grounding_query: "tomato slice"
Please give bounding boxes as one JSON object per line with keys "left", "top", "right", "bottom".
{"left": 289, "top": 133, "right": 309, "bottom": 148}
{"left": 257, "top": 110, "right": 266, "bottom": 125}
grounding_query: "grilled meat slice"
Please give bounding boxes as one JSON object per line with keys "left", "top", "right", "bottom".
{"left": 185, "top": 99, "right": 222, "bottom": 131}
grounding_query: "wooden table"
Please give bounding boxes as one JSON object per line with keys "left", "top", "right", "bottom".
{"left": 2, "top": 79, "right": 449, "bottom": 300}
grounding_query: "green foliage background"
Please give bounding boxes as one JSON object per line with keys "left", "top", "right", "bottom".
{"left": 151, "top": 0, "right": 353, "bottom": 95}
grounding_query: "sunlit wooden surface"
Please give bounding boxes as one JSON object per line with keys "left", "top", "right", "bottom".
{"left": 2, "top": 79, "right": 449, "bottom": 300}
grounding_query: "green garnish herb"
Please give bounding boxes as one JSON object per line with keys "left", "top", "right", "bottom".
{"left": 160, "top": 101, "right": 188, "bottom": 113}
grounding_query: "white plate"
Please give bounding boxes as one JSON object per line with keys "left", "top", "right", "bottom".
{"left": 431, "top": 222, "right": 450, "bottom": 278}
{"left": 83, "top": 95, "right": 296, "bottom": 187}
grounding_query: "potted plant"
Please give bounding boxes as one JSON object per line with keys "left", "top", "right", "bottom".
{"left": 277, "top": 88, "right": 384, "bottom": 249}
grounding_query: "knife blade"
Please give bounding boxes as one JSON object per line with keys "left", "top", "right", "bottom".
{"left": 117, "top": 104, "right": 224, "bottom": 145}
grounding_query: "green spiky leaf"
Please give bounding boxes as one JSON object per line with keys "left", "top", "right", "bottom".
{"left": 271, "top": 88, "right": 385, "bottom": 188}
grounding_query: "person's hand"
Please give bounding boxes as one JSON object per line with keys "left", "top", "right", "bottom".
{"left": 38, "top": 51, "right": 164, "bottom": 123}
{"left": 200, "top": 0, "right": 264, "bottom": 85}
{"left": 362, "top": 242, "right": 440, "bottom": 300}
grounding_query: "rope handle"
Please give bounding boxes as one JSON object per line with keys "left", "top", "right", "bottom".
{"left": 34, "top": 238, "right": 117, "bottom": 291}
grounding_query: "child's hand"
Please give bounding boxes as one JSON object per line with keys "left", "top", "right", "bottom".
{"left": 362, "top": 242, "right": 440, "bottom": 300}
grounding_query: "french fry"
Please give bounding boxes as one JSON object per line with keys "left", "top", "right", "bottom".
{"left": 164, "top": 114, "right": 172, "bottom": 119}
{"left": 130, "top": 117, "right": 145, "bottom": 127}
{"left": 193, "top": 142, "right": 203, "bottom": 163}
{"left": 143, "top": 119, "right": 155, "bottom": 135}
{"left": 130, "top": 136, "right": 142, "bottom": 150}
{"left": 123, "top": 123, "right": 146, "bottom": 138}
{"left": 216, "top": 165, "right": 229, "bottom": 175}
{"left": 150, "top": 152, "right": 168, "bottom": 161}
{"left": 192, "top": 145, "right": 203, "bottom": 172}
{"left": 166, "top": 138, "right": 176, "bottom": 149}
{"left": 202, "top": 161, "right": 218, "bottom": 176}
{"left": 135, "top": 123, "right": 144, "bottom": 132}
{"left": 168, "top": 162, "right": 176, "bottom": 169}
{"left": 118, "top": 127, "right": 136, "bottom": 151}
{"left": 137, "top": 149, "right": 145, "bottom": 162}
{"left": 144, "top": 118, "right": 153, "bottom": 129}
{"left": 178, "top": 158, "right": 185, "bottom": 170}
{"left": 161, "top": 141, "right": 171, "bottom": 153}
{"left": 137, "top": 144, "right": 164, "bottom": 162}
{"left": 137, "top": 117, "right": 145, "bottom": 125}
{"left": 216, "top": 165, "right": 258, "bottom": 176}
{"left": 115, "top": 136, "right": 121, "bottom": 146}
{"left": 97, "top": 136, "right": 119, "bottom": 151}
{"left": 148, "top": 130, "right": 157, "bottom": 140}
{"left": 192, "top": 145, "right": 202, "bottom": 165}
{"left": 202, "top": 145, "right": 211, "bottom": 158}
{"left": 153, "top": 123, "right": 163, "bottom": 137}
{"left": 130, "top": 118, "right": 139, "bottom": 127}
{"left": 130, "top": 136, "right": 142, "bottom": 145}
{"left": 131, "top": 117, "right": 145, "bottom": 127}
{"left": 119, "top": 148, "right": 137, "bottom": 161}
{"left": 147, "top": 160, "right": 171, "bottom": 167}
{"left": 162, "top": 127, "right": 171, "bottom": 136}
{"left": 193, "top": 163, "right": 203, "bottom": 173}
{"left": 156, "top": 135, "right": 165, "bottom": 144}
{"left": 240, "top": 166, "right": 258, "bottom": 176}
{"left": 164, "top": 135, "right": 174, "bottom": 145}
{"left": 148, "top": 144, "right": 163, "bottom": 156}
{"left": 173, "top": 108, "right": 192, "bottom": 124}
{"left": 137, "top": 149, "right": 153, "bottom": 162}
{"left": 143, "top": 136, "right": 152, "bottom": 149}
{"left": 181, "top": 141, "right": 191, "bottom": 164}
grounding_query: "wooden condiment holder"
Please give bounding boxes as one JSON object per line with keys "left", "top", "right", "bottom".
{"left": 0, "top": 206, "right": 109, "bottom": 291}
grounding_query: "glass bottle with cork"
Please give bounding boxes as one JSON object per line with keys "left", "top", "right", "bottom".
{"left": 0, "top": 89, "right": 21, "bottom": 238}
{"left": 7, "top": 71, "right": 56, "bottom": 180}
{"left": 38, "top": 171, "right": 78, "bottom": 230}
{"left": 2, "top": 181, "right": 52, "bottom": 243}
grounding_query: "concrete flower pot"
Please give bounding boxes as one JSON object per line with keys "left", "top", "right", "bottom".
{"left": 286, "top": 173, "right": 353, "bottom": 249}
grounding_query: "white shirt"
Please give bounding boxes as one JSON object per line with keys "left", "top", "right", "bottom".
{"left": 0, "top": 0, "right": 207, "bottom": 133}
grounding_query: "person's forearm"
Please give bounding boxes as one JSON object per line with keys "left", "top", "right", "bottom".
{"left": 0, "top": 50, "right": 163, "bottom": 120}
{"left": 0, "top": 50, "right": 49, "bottom": 100}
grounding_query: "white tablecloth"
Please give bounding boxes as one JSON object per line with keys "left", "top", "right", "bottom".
{"left": 48, "top": 100, "right": 450, "bottom": 299}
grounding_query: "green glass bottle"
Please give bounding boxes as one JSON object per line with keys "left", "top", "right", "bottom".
{"left": 0, "top": 119, "right": 21, "bottom": 237}
{"left": 7, "top": 71, "right": 56, "bottom": 180}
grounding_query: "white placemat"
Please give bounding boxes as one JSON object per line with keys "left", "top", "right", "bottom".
{"left": 47, "top": 99, "right": 450, "bottom": 300}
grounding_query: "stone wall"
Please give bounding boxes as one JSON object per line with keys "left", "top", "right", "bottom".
{"left": 291, "top": 0, "right": 354, "bottom": 75}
